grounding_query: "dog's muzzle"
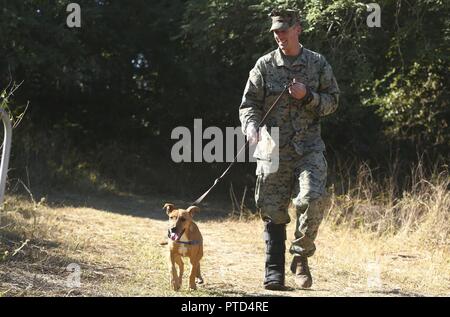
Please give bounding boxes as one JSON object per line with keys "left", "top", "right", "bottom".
{"left": 168, "top": 228, "right": 185, "bottom": 241}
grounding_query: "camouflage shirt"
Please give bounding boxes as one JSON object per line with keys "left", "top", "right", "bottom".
{"left": 239, "top": 46, "right": 340, "bottom": 156}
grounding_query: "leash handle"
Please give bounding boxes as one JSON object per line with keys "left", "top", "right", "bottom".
{"left": 191, "top": 82, "right": 293, "bottom": 206}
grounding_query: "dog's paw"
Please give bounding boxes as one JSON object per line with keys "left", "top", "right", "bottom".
{"left": 189, "top": 284, "right": 197, "bottom": 290}
{"left": 171, "top": 279, "right": 181, "bottom": 291}
{"left": 196, "top": 277, "right": 204, "bottom": 284}
{"left": 172, "top": 284, "right": 181, "bottom": 291}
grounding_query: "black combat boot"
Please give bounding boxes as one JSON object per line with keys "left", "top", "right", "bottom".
{"left": 290, "top": 255, "right": 312, "bottom": 288}
{"left": 263, "top": 221, "right": 286, "bottom": 290}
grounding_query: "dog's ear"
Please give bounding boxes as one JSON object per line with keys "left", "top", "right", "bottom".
{"left": 163, "top": 203, "right": 175, "bottom": 215}
{"left": 187, "top": 205, "right": 200, "bottom": 216}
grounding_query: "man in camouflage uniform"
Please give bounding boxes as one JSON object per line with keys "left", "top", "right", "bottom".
{"left": 239, "top": 9, "right": 339, "bottom": 290}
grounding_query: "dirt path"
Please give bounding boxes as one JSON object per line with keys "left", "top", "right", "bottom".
{"left": 1, "top": 194, "right": 449, "bottom": 297}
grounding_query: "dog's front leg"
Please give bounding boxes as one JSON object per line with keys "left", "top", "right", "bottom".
{"left": 175, "top": 256, "right": 184, "bottom": 289}
{"left": 189, "top": 259, "right": 199, "bottom": 290}
{"left": 170, "top": 254, "right": 180, "bottom": 291}
{"left": 196, "top": 263, "right": 204, "bottom": 284}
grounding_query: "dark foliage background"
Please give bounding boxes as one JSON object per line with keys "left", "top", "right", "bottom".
{"left": 0, "top": 0, "right": 448, "bottom": 201}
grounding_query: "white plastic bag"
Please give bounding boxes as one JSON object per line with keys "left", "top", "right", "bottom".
{"left": 253, "top": 126, "right": 279, "bottom": 174}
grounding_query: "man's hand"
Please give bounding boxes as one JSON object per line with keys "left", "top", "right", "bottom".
{"left": 288, "top": 78, "right": 307, "bottom": 100}
{"left": 246, "top": 123, "right": 259, "bottom": 146}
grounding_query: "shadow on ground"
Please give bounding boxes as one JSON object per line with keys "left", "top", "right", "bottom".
{"left": 44, "top": 191, "right": 235, "bottom": 221}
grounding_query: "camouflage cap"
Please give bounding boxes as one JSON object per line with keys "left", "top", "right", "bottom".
{"left": 269, "top": 9, "right": 300, "bottom": 32}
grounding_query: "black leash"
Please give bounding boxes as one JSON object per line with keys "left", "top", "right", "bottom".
{"left": 191, "top": 81, "right": 293, "bottom": 206}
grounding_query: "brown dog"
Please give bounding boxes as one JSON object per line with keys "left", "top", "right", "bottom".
{"left": 163, "top": 203, "right": 204, "bottom": 291}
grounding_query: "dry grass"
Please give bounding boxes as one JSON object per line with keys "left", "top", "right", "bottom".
{"left": 0, "top": 167, "right": 449, "bottom": 297}
{"left": 327, "top": 164, "right": 449, "bottom": 244}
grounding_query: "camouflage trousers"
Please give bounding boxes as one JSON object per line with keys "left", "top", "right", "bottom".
{"left": 255, "top": 145, "right": 330, "bottom": 257}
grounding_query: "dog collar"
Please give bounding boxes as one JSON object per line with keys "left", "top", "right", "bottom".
{"left": 174, "top": 240, "right": 201, "bottom": 245}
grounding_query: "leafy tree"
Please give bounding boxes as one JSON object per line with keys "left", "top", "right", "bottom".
{"left": 0, "top": 0, "right": 447, "bottom": 194}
